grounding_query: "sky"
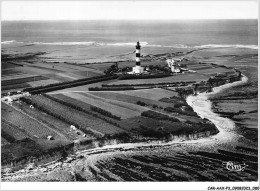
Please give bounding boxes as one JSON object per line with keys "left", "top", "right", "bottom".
{"left": 1, "top": 1, "right": 258, "bottom": 20}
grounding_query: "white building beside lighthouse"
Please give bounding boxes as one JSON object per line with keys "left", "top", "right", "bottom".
{"left": 166, "top": 58, "right": 181, "bottom": 73}
{"left": 132, "top": 41, "right": 144, "bottom": 74}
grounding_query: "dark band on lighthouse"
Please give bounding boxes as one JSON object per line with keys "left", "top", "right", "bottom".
{"left": 136, "top": 41, "right": 141, "bottom": 66}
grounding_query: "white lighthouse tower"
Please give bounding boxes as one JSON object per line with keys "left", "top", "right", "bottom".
{"left": 132, "top": 41, "right": 144, "bottom": 74}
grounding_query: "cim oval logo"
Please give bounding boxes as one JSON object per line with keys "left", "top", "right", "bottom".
{"left": 222, "top": 161, "right": 248, "bottom": 172}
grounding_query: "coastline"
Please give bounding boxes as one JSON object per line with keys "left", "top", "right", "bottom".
{"left": 2, "top": 74, "right": 251, "bottom": 181}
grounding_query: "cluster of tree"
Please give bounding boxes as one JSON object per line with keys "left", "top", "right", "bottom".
{"left": 90, "top": 106, "right": 121, "bottom": 120}
{"left": 175, "top": 87, "right": 194, "bottom": 97}
{"left": 164, "top": 107, "right": 197, "bottom": 117}
{"left": 102, "top": 81, "right": 196, "bottom": 87}
{"left": 117, "top": 73, "right": 171, "bottom": 80}
{"left": 23, "top": 75, "right": 117, "bottom": 94}
{"left": 89, "top": 86, "right": 136, "bottom": 91}
{"left": 96, "top": 132, "right": 131, "bottom": 143}
{"left": 141, "top": 110, "right": 180, "bottom": 123}
{"left": 159, "top": 96, "right": 186, "bottom": 104}
{"left": 104, "top": 63, "right": 119, "bottom": 75}
{"left": 138, "top": 125, "right": 171, "bottom": 139}
{"left": 147, "top": 65, "right": 171, "bottom": 72}
{"left": 136, "top": 101, "right": 147, "bottom": 106}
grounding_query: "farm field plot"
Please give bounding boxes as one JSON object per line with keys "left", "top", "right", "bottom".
{"left": 1, "top": 103, "right": 58, "bottom": 139}
{"left": 48, "top": 93, "right": 92, "bottom": 110}
{"left": 1, "top": 69, "right": 24, "bottom": 77}
{"left": 88, "top": 91, "right": 174, "bottom": 108}
{"left": 62, "top": 92, "right": 146, "bottom": 119}
{"left": 56, "top": 72, "right": 82, "bottom": 80}
{"left": 108, "top": 73, "right": 208, "bottom": 85}
{"left": 42, "top": 73, "right": 74, "bottom": 82}
{"left": 196, "top": 67, "right": 232, "bottom": 75}
{"left": 49, "top": 79, "right": 117, "bottom": 94}
{"left": 17, "top": 66, "right": 61, "bottom": 76}
{"left": 30, "top": 95, "right": 126, "bottom": 135}
{"left": 82, "top": 63, "right": 116, "bottom": 72}
{"left": 1, "top": 73, "right": 37, "bottom": 81}
{"left": 187, "top": 65, "right": 214, "bottom": 71}
{"left": 73, "top": 70, "right": 102, "bottom": 78}
{"left": 56, "top": 62, "right": 104, "bottom": 74}
{"left": 112, "top": 88, "right": 179, "bottom": 101}
{"left": 2, "top": 76, "right": 49, "bottom": 86}
{"left": 1, "top": 62, "right": 22, "bottom": 69}
{"left": 1, "top": 120, "right": 29, "bottom": 141}
{"left": 14, "top": 102, "right": 84, "bottom": 140}
{"left": 82, "top": 92, "right": 149, "bottom": 113}
{"left": 27, "top": 79, "right": 60, "bottom": 87}
{"left": 1, "top": 83, "right": 31, "bottom": 91}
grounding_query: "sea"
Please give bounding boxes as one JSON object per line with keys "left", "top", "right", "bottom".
{"left": 1, "top": 20, "right": 258, "bottom": 181}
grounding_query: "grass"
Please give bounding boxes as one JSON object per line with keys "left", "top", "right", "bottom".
{"left": 1, "top": 120, "right": 29, "bottom": 141}
{"left": 114, "top": 88, "right": 179, "bottom": 100}
{"left": 15, "top": 101, "right": 82, "bottom": 140}
{"left": 27, "top": 95, "right": 126, "bottom": 135}
{"left": 141, "top": 110, "right": 180, "bottom": 122}
{"left": 1, "top": 83, "right": 31, "bottom": 91}
{"left": 2, "top": 76, "right": 48, "bottom": 86}
{"left": 1, "top": 69, "right": 23, "bottom": 76}
{"left": 88, "top": 91, "right": 174, "bottom": 108}
{"left": 109, "top": 73, "right": 208, "bottom": 85}
{"left": 1, "top": 103, "right": 57, "bottom": 139}
{"left": 1, "top": 62, "right": 23, "bottom": 69}
{"left": 64, "top": 92, "right": 146, "bottom": 119}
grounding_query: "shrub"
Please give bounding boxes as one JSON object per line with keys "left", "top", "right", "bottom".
{"left": 90, "top": 106, "right": 121, "bottom": 120}
{"left": 136, "top": 101, "right": 146, "bottom": 106}
{"left": 164, "top": 107, "right": 197, "bottom": 116}
{"left": 89, "top": 87, "right": 135, "bottom": 91}
{"left": 117, "top": 73, "right": 171, "bottom": 80}
{"left": 141, "top": 110, "right": 180, "bottom": 122}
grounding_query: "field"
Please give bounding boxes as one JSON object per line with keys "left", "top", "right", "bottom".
{"left": 13, "top": 101, "right": 85, "bottom": 140}
{"left": 2, "top": 83, "right": 31, "bottom": 91}
{"left": 27, "top": 79, "right": 60, "bottom": 87}
{"left": 28, "top": 95, "right": 126, "bottom": 135}
{"left": 1, "top": 69, "right": 23, "bottom": 77}
{"left": 109, "top": 73, "right": 208, "bottom": 85}
{"left": 1, "top": 120, "right": 29, "bottom": 141}
{"left": 113, "top": 88, "right": 179, "bottom": 100}
{"left": 2, "top": 76, "right": 48, "bottom": 86}
{"left": 54, "top": 92, "right": 148, "bottom": 119}
{"left": 1, "top": 75, "right": 49, "bottom": 91}
{"left": 1, "top": 103, "right": 59, "bottom": 139}
{"left": 87, "top": 91, "right": 175, "bottom": 108}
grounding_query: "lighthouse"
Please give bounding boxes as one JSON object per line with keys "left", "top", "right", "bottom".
{"left": 136, "top": 41, "right": 141, "bottom": 66}
{"left": 132, "top": 41, "right": 144, "bottom": 74}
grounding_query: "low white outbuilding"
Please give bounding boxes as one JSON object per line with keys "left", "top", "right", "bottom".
{"left": 47, "top": 135, "right": 54, "bottom": 140}
{"left": 70, "top": 125, "right": 76, "bottom": 131}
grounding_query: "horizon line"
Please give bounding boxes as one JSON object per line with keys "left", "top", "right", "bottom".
{"left": 2, "top": 18, "right": 258, "bottom": 21}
